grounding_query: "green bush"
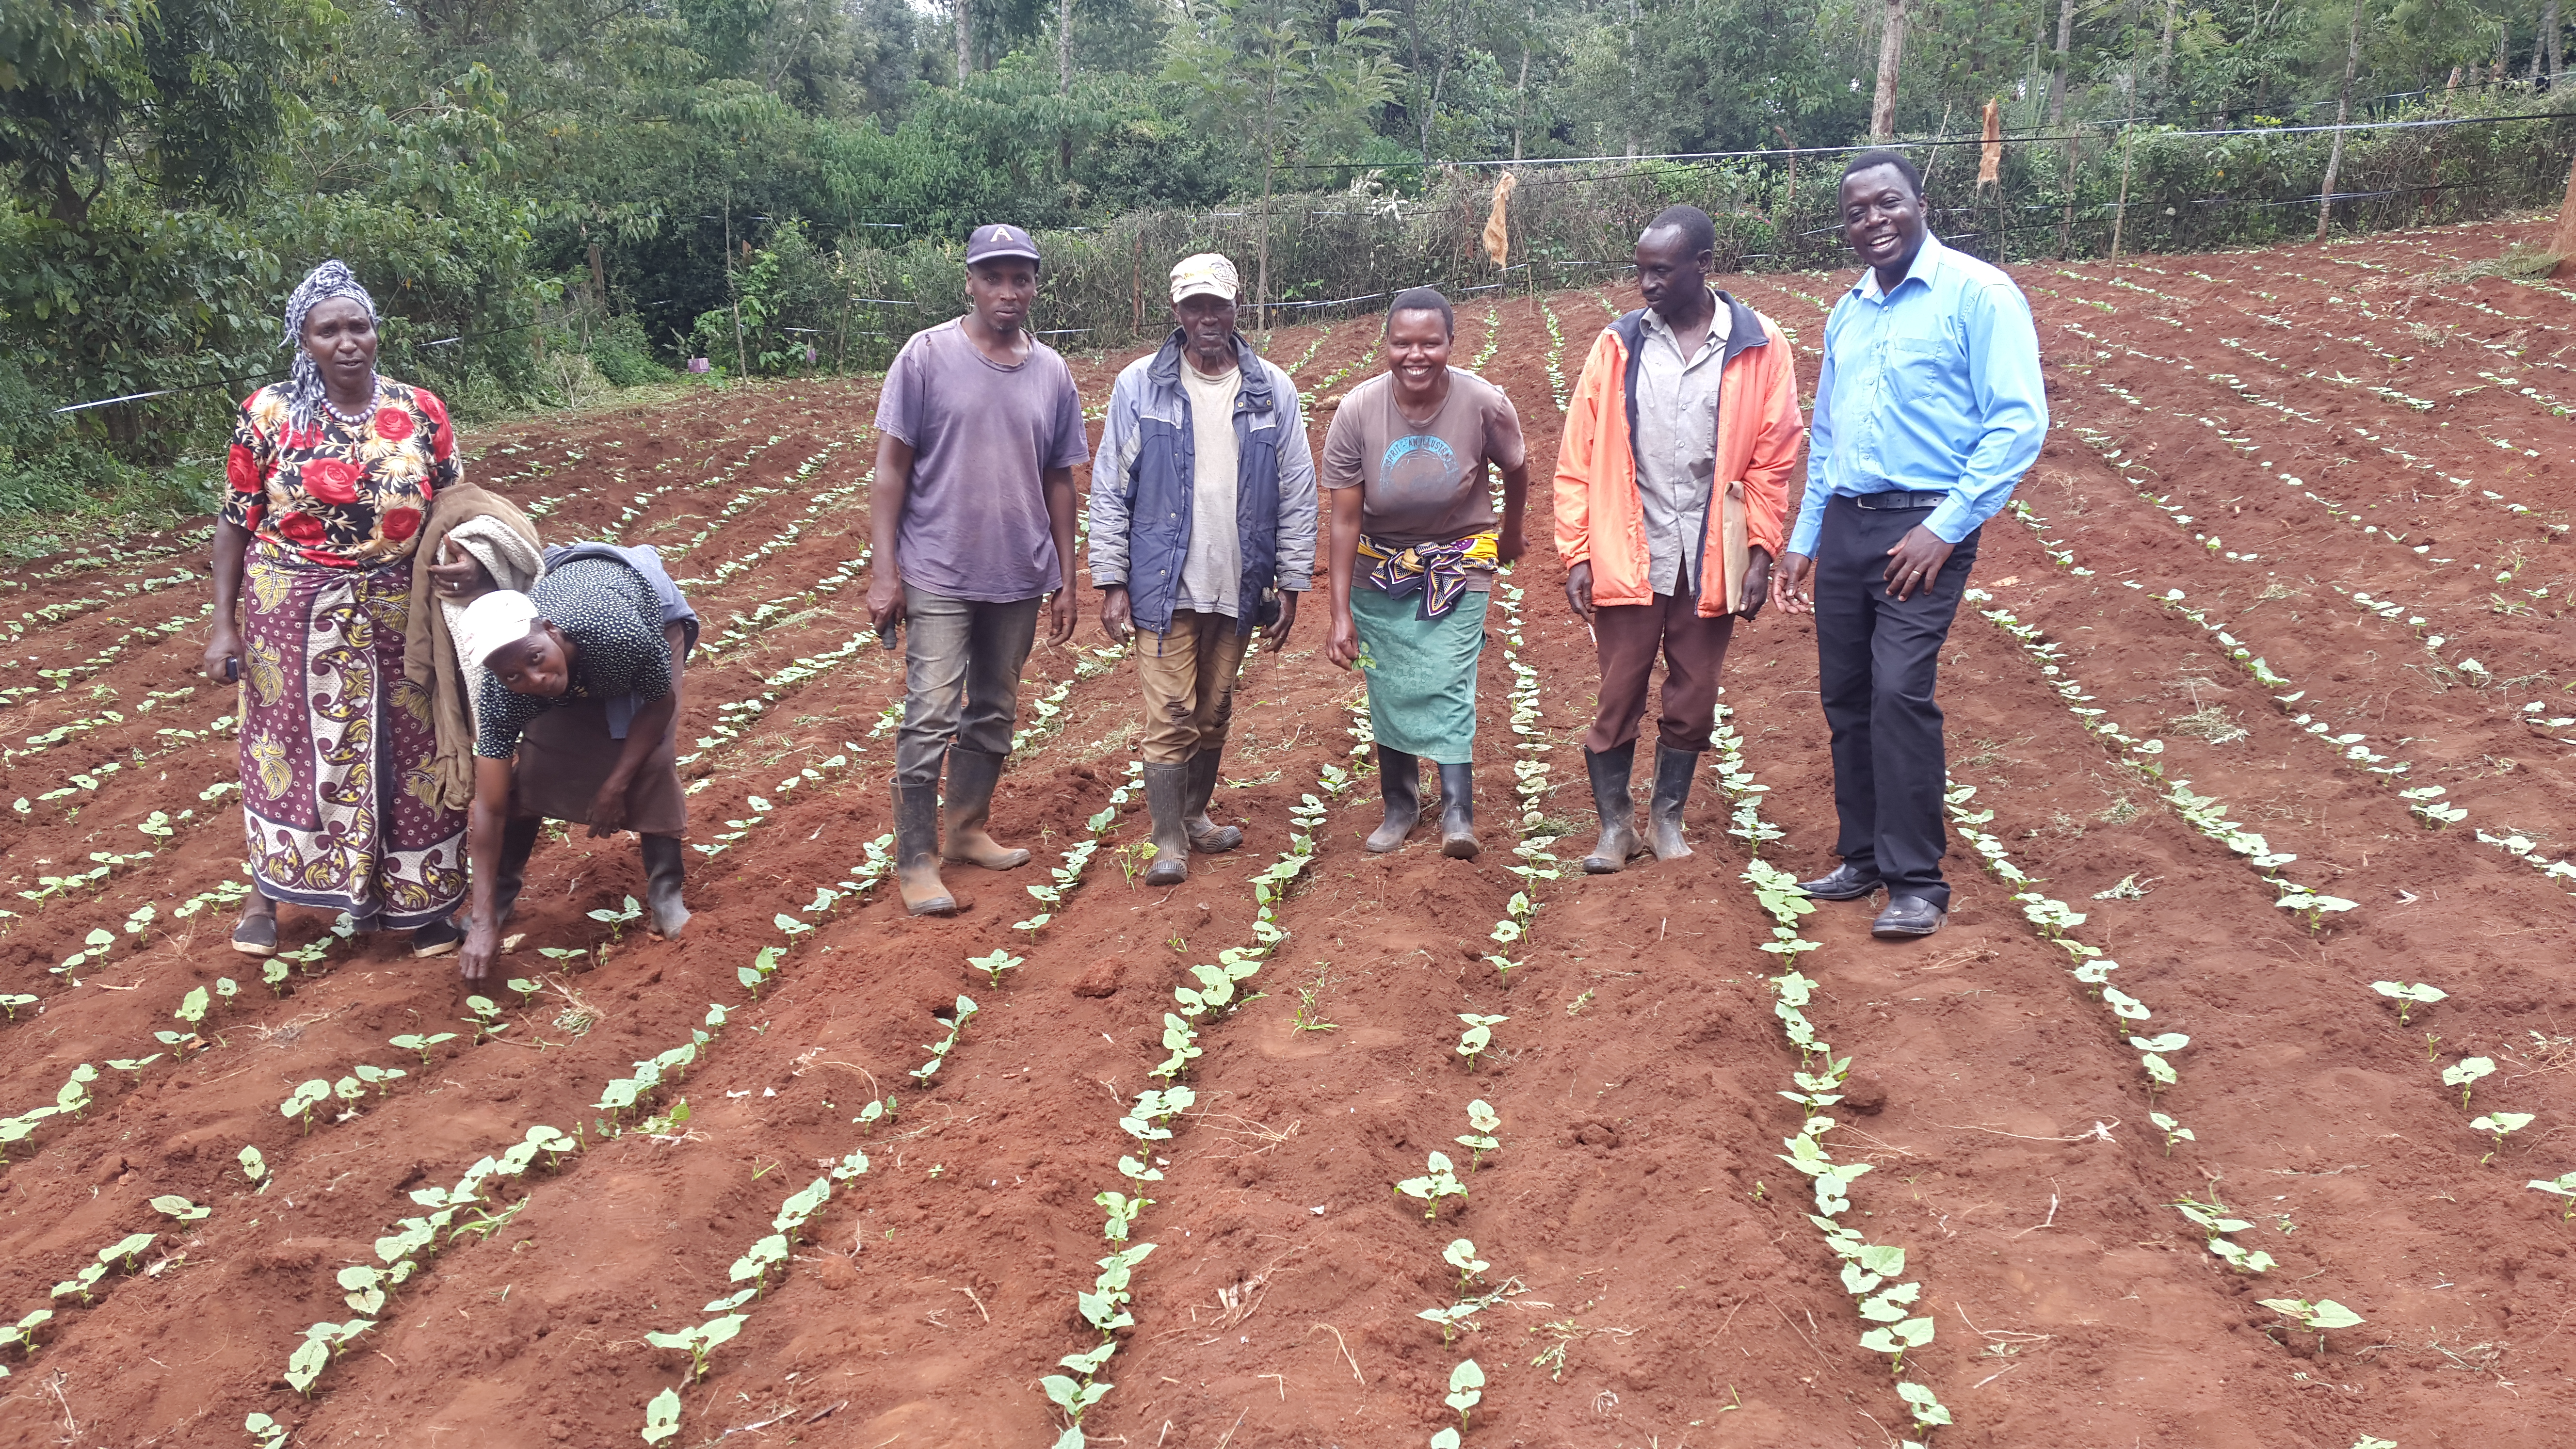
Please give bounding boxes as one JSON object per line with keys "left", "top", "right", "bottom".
{"left": 588, "top": 313, "right": 669, "bottom": 388}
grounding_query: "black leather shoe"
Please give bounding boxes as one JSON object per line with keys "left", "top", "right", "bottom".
{"left": 1871, "top": 895, "right": 1948, "bottom": 940}
{"left": 1797, "top": 862, "right": 1883, "bottom": 901}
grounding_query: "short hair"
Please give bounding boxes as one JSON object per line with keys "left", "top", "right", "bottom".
{"left": 1642, "top": 204, "right": 1716, "bottom": 259}
{"left": 1840, "top": 149, "right": 1923, "bottom": 199}
{"left": 1385, "top": 286, "right": 1455, "bottom": 338}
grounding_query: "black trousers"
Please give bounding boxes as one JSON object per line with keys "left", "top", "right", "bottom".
{"left": 1813, "top": 493, "right": 1980, "bottom": 907}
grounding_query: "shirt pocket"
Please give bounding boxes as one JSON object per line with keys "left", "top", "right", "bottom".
{"left": 1886, "top": 335, "right": 1964, "bottom": 415}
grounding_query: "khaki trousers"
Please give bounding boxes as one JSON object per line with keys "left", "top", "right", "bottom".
{"left": 1137, "top": 610, "right": 1250, "bottom": 764}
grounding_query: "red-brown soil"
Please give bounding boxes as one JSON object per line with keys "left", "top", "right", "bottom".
{"left": 3, "top": 220, "right": 2573, "bottom": 1449}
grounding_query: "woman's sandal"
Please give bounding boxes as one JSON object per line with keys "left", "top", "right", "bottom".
{"left": 411, "top": 917, "right": 465, "bottom": 959}
{"left": 230, "top": 913, "right": 278, "bottom": 957}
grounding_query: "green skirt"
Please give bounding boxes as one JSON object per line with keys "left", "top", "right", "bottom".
{"left": 1351, "top": 583, "right": 1488, "bottom": 764}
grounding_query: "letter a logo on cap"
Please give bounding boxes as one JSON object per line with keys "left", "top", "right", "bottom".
{"left": 967, "top": 224, "right": 1042, "bottom": 266}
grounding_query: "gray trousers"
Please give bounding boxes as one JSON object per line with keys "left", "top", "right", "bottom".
{"left": 895, "top": 585, "right": 1041, "bottom": 787}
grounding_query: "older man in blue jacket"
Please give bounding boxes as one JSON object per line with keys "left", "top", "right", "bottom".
{"left": 1093, "top": 253, "right": 1318, "bottom": 885}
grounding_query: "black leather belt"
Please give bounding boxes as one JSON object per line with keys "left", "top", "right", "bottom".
{"left": 1850, "top": 490, "right": 1948, "bottom": 511}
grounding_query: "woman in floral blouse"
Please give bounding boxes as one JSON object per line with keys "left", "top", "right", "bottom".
{"left": 202, "top": 260, "right": 471, "bottom": 957}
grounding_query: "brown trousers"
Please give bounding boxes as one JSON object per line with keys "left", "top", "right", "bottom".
{"left": 1585, "top": 590, "right": 1738, "bottom": 754}
{"left": 1136, "top": 610, "right": 1251, "bottom": 764}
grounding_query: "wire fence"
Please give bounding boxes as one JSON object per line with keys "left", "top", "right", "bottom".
{"left": 799, "top": 94, "right": 2576, "bottom": 365}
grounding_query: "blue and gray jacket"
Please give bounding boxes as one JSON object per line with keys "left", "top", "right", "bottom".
{"left": 1089, "top": 329, "right": 1318, "bottom": 637}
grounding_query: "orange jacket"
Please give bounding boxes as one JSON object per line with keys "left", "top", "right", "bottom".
{"left": 1552, "top": 292, "right": 1805, "bottom": 617}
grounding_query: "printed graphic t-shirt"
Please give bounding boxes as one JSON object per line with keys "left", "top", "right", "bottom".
{"left": 872, "top": 319, "right": 1091, "bottom": 603}
{"left": 1319, "top": 368, "right": 1526, "bottom": 553}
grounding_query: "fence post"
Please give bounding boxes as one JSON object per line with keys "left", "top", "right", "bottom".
{"left": 2109, "top": 124, "right": 2136, "bottom": 258}
{"left": 2554, "top": 151, "right": 2576, "bottom": 277}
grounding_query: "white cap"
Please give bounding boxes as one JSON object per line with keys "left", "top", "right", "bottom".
{"left": 1170, "top": 253, "right": 1240, "bottom": 304}
{"left": 455, "top": 590, "right": 539, "bottom": 670}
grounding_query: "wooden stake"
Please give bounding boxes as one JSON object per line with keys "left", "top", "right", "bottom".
{"left": 2554, "top": 151, "right": 2576, "bottom": 279}
{"left": 2110, "top": 125, "right": 2136, "bottom": 258}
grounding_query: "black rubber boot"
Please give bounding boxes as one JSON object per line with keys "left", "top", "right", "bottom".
{"left": 641, "top": 833, "right": 690, "bottom": 938}
{"left": 1580, "top": 743, "right": 1644, "bottom": 874}
{"left": 1366, "top": 746, "right": 1421, "bottom": 853}
{"left": 892, "top": 782, "right": 958, "bottom": 916}
{"left": 1143, "top": 761, "right": 1191, "bottom": 886}
{"left": 1438, "top": 761, "right": 1480, "bottom": 860}
{"left": 940, "top": 746, "right": 1030, "bottom": 870}
{"left": 1183, "top": 748, "right": 1243, "bottom": 853}
{"left": 1647, "top": 744, "right": 1700, "bottom": 861}
{"left": 490, "top": 814, "right": 542, "bottom": 927}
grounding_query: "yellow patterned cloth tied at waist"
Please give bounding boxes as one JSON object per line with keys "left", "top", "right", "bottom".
{"left": 1356, "top": 530, "right": 1498, "bottom": 620}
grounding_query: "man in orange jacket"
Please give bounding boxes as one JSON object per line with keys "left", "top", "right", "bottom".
{"left": 1554, "top": 205, "right": 1805, "bottom": 873}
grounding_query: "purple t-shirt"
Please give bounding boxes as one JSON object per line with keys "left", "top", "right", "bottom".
{"left": 873, "top": 318, "right": 1091, "bottom": 603}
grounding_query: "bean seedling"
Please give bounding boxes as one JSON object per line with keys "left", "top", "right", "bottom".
{"left": 462, "top": 996, "right": 510, "bottom": 1044}
{"left": 2257, "top": 1296, "right": 2364, "bottom": 1353}
{"left": 1455, "top": 1014, "right": 1506, "bottom": 1069}
{"left": 2529, "top": 1172, "right": 2576, "bottom": 1219}
{"left": 586, "top": 894, "right": 643, "bottom": 940}
{"left": 150, "top": 1194, "right": 209, "bottom": 1223}
{"left": 1442, "top": 1238, "right": 1489, "bottom": 1291}
{"left": 238, "top": 1145, "right": 266, "bottom": 1182}
{"left": 908, "top": 996, "right": 979, "bottom": 1083}
{"left": 969, "top": 949, "right": 1025, "bottom": 988}
{"left": 1396, "top": 1152, "right": 1468, "bottom": 1218}
{"left": 281, "top": 1079, "right": 332, "bottom": 1133}
{"left": 4, "top": 1308, "right": 50, "bottom": 1356}
{"left": 2471, "top": 1111, "right": 2535, "bottom": 1163}
{"left": 645, "top": 1313, "right": 745, "bottom": 1381}
{"left": 1444, "top": 1358, "right": 1484, "bottom": 1427}
{"left": 1455, "top": 1099, "right": 1501, "bottom": 1167}
{"left": 2371, "top": 981, "right": 2447, "bottom": 1024}
{"left": 2442, "top": 1056, "right": 2496, "bottom": 1108}
{"left": 506, "top": 977, "right": 543, "bottom": 1006}
{"left": 2150, "top": 1111, "right": 2196, "bottom": 1156}
{"left": 389, "top": 1032, "right": 455, "bottom": 1067}
{"left": 105, "top": 1053, "right": 161, "bottom": 1085}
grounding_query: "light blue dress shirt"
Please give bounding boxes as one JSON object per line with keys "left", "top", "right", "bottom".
{"left": 1788, "top": 232, "right": 2048, "bottom": 557}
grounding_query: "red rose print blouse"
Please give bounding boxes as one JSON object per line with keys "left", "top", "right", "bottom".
{"left": 224, "top": 377, "right": 461, "bottom": 566}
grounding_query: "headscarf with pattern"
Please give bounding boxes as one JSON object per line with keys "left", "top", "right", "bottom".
{"left": 281, "top": 259, "right": 381, "bottom": 433}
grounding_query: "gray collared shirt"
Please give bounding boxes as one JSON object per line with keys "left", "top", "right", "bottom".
{"left": 1633, "top": 300, "right": 1731, "bottom": 596}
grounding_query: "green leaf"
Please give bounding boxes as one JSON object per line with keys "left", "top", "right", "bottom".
{"left": 642, "top": 1387, "right": 683, "bottom": 1443}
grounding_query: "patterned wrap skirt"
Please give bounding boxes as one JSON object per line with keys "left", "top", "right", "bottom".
{"left": 1349, "top": 580, "right": 1490, "bottom": 765}
{"left": 237, "top": 547, "right": 466, "bottom": 928}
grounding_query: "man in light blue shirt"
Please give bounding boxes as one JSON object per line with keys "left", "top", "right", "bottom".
{"left": 1771, "top": 150, "right": 2047, "bottom": 941}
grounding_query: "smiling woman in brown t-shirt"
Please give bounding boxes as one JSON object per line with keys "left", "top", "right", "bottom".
{"left": 1320, "top": 287, "right": 1531, "bottom": 861}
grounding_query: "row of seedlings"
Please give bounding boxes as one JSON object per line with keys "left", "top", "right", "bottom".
{"left": 1704, "top": 709, "right": 1950, "bottom": 1442}
{"left": 1959, "top": 580, "right": 2357, "bottom": 930}
{"left": 1933, "top": 786, "right": 2307, "bottom": 1276}
{"left": 1041, "top": 773, "right": 1336, "bottom": 1445}
{"left": 1993, "top": 493, "right": 2574, "bottom": 897}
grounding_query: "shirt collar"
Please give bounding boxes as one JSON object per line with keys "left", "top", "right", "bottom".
{"left": 1641, "top": 289, "right": 1732, "bottom": 354}
{"left": 1855, "top": 231, "right": 1949, "bottom": 302}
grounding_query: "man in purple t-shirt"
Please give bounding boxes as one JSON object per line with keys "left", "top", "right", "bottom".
{"left": 868, "top": 223, "right": 1089, "bottom": 916}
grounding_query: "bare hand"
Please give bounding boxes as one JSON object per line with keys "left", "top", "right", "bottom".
{"left": 1738, "top": 547, "right": 1773, "bottom": 622}
{"left": 1046, "top": 588, "right": 1078, "bottom": 647}
{"left": 203, "top": 624, "right": 245, "bottom": 685}
{"left": 1881, "top": 526, "right": 1956, "bottom": 602}
{"left": 587, "top": 781, "right": 631, "bottom": 838}
{"left": 866, "top": 570, "right": 903, "bottom": 631}
{"left": 1497, "top": 525, "right": 1527, "bottom": 565}
{"left": 459, "top": 918, "right": 501, "bottom": 986}
{"left": 428, "top": 540, "right": 497, "bottom": 603}
{"left": 1325, "top": 610, "right": 1360, "bottom": 671}
{"left": 1099, "top": 585, "right": 1133, "bottom": 644}
{"left": 1260, "top": 591, "right": 1300, "bottom": 647}
{"left": 1563, "top": 561, "right": 1595, "bottom": 620}
{"left": 1771, "top": 552, "right": 1815, "bottom": 616}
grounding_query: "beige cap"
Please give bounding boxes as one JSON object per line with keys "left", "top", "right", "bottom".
{"left": 455, "top": 590, "right": 539, "bottom": 670}
{"left": 1170, "top": 253, "right": 1240, "bottom": 304}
